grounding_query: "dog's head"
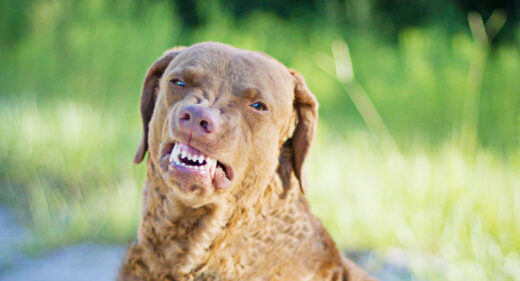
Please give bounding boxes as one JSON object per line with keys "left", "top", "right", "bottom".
{"left": 134, "top": 42, "right": 317, "bottom": 206}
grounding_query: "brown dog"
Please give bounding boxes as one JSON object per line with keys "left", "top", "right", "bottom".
{"left": 119, "top": 42, "right": 376, "bottom": 281}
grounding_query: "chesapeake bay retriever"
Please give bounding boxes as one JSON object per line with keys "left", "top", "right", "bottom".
{"left": 119, "top": 42, "right": 376, "bottom": 281}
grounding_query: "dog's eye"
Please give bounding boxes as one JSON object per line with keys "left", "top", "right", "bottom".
{"left": 170, "top": 79, "right": 185, "bottom": 87}
{"left": 249, "top": 102, "right": 267, "bottom": 111}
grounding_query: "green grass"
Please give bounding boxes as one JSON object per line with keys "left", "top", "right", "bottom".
{"left": 1, "top": 1, "right": 520, "bottom": 280}
{"left": 0, "top": 100, "right": 145, "bottom": 248}
{"left": 308, "top": 131, "right": 520, "bottom": 281}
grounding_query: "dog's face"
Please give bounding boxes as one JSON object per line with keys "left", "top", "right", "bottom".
{"left": 134, "top": 42, "right": 317, "bottom": 206}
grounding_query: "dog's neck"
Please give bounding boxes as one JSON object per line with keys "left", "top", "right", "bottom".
{"left": 136, "top": 159, "right": 302, "bottom": 279}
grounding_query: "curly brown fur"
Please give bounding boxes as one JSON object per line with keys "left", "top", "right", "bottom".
{"left": 119, "top": 42, "right": 377, "bottom": 281}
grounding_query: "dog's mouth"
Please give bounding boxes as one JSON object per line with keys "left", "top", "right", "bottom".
{"left": 160, "top": 142, "right": 234, "bottom": 190}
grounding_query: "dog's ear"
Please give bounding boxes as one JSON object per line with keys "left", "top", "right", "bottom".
{"left": 288, "top": 69, "right": 318, "bottom": 193}
{"left": 134, "top": 47, "right": 185, "bottom": 164}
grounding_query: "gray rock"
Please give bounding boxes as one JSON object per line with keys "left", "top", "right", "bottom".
{"left": 0, "top": 206, "right": 128, "bottom": 281}
{"left": 347, "top": 249, "right": 428, "bottom": 281}
{"left": 0, "top": 243, "right": 127, "bottom": 281}
{"left": 0, "top": 206, "right": 29, "bottom": 271}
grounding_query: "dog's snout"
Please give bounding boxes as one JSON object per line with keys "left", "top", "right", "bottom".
{"left": 178, "top": 104, "right": 221, "bottom": 136}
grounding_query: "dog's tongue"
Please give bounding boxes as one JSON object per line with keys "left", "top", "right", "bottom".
{"left": 212, "top": 165, "right": 230, "bottom": 190}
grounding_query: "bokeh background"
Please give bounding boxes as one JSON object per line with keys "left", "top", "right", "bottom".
{"left": 1, "top": 0, "right": 519, "bottom": 280}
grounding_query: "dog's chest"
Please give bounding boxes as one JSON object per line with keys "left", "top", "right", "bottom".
{"left": 198, "top": 203, "right": 317, "bottom": 280}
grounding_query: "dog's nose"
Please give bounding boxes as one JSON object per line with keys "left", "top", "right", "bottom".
{"left": 178, "top": 104, "right": 221, "bottom": 137}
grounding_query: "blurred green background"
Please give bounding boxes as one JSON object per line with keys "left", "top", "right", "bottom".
{"left": 1, "top": 0, "right": 519, "bottom": 280}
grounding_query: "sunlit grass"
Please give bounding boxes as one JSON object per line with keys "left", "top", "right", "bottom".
{"left": 307, "top": 129, "right": 520, "bottom": 281}
{"left": 0, "top": 99, "right": 145, "bottom": 251}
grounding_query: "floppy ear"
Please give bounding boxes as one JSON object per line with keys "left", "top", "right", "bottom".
{"left": 134, "top": 47, "right": 185, "bottom": 164}
{"left": 288, "top": 69, "right": 319, "bottom": 193}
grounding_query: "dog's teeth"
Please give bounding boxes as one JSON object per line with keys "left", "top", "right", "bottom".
{"left": 187, "top": 153, "right": 193, "bottom": 161}
{"left": 198, "top": 155, "right": 204, "bottom": 163}
{"left": 180, "top": 162, "right": 186, "bottom": 167}
{"left": 208, "top": 158, "right": 216, "bottom": 177}
{"left": 169, "top": 144, "right": 178, "bottom": 163}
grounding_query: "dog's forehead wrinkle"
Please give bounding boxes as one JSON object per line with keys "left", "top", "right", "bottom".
{"left": 234, "top": 87, "right": 266, "bottom": 102}
{"left": 183, "top": 67, "right": 205, "bottom": 81}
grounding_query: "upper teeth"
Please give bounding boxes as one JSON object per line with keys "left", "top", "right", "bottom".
{"left": 169, "top": 143, "right": 217, "bottom": 177}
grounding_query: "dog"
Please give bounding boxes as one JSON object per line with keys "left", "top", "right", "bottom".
{"left": 119, "top": 42, "right": 376, "bottom": 281}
